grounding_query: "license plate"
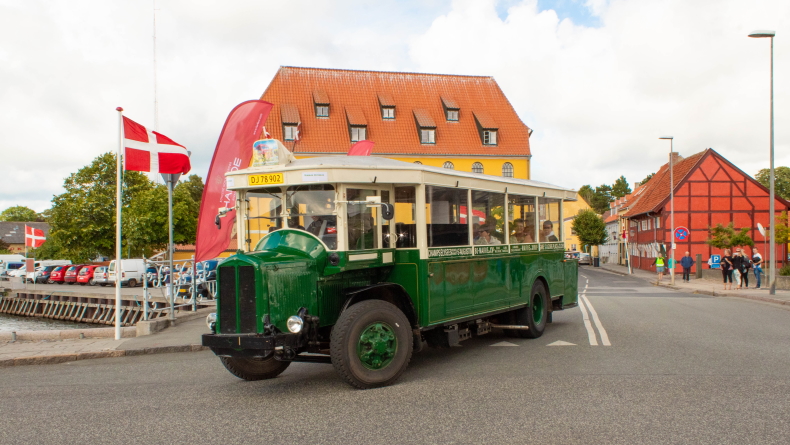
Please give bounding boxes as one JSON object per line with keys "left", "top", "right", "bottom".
{"left": 248, "top": 173, "right": 284, "bottom": 186}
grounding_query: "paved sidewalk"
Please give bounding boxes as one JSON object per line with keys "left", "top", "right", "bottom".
{"left": 595, "top": 263, "right": 790, "bottom": 306}
{"left": 0, "top": 316, "right": 210, "bottom": 367}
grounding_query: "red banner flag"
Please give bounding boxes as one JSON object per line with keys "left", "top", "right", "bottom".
{"left": 195, "top": 100, "right": 274, "bottom": 262}
{"left": 348, "top": 140, "right": 374, "bottom": 156}
{"left": 25, "top": 225, "right": 45, "bottom": 248}
{"left": 122, "top": 116, "right": 191, "bottom": 174}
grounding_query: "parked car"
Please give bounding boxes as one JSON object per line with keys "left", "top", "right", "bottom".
{"left": 31, "top": 265, "right": 59, "bottom": 283}
{"left": 7, "top": 266, "right": 29, "bottom": 278}
{"left": 579, "top": 253, "right": 592, "bottom": 265}
{"left": 145, "top": 266, "right": 158, "bottom": 286}
{"left": 77, "top": 265, "right": 101, "bottom": 286}
{"left": 108, "top": 259, "right": 146, "bottom": 287}
{"left": 49, "top": 266, "right": 67, "bottom": 284}
{"left": 63, "top": 265, "right": 87, "bottom": 284}
{"left": 93, "top": 266, "right": 109, "bottom": 286}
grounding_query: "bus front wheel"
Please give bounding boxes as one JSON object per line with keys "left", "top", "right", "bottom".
{"left": 330, "top": 300, "right": 413, "bottom": 389}
{"left": 219, "top": 355, "right": 290, "bottom": 381}
{"left": 505, "top": 281, "right": 548, "bottom": 339}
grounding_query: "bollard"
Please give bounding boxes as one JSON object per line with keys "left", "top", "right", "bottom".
{"left": 11, "top": 331, "right": 16, "bottom": 341}
{"left": 696, "top": 254, "right": 703, "bottom": 279}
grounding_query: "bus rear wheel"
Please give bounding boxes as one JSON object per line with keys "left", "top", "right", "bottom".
{"left": 219, "top": 355, "right": 290, "bottom": 381}
{"left": 505, "top": 281, "right": 548, "bottom": 339}
{"left": 330, "top": 300, "right": 413, "bottom": 389}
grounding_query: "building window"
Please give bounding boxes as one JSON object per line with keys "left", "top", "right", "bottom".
{"left": 502, "top": 162, "right": 513, "bottom": 178}
{"left": 446, "top": 109, "right": 459, "bottom": 121}
{"left": 284, "top": 125, "right": 298, "bottom": 141}
{"left": 315, "top": 105, "right": 329, "bottom": 117}
{"left": 472, "top": 162, "right": 484, "bottom": 174}
{"left": 483, "top": 130, "right": 497, "bottom": 145}
{"left": 421, "top": 128, "right": 436, "bottom": 144}
{"left": 350, "top": 126, "right": 366, "bottom": 142}
{"left": 413, "top": 161, "right": 422, "bottom": 165}
{"left": 655, "top": 216, "right": 661, "bottom": 229}
{"left": 382, "top": 107, "right": 395, "bottom": 119}
{"left": 443, "top": 161, "right": 454, "bottom": 169}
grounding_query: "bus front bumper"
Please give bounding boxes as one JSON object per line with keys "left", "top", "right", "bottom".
{"left": 202, "top": 333, "right": 304, "bottom": 358}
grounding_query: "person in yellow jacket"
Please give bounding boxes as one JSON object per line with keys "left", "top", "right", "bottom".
{"left": 652, "top": 254, "right": 666, "bottom": 283}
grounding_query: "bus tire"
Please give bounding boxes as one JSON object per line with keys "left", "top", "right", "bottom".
{"left": 506, "top": 281, "right": 548, "bottom": 339}
{"left": 219, "top": 356, "right": 290, "bottom": 381}
{"left": 330, "top": 299, "right": 413, "bottom": 389}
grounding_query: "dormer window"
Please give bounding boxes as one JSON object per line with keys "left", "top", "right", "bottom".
{"left": 446, "top": 109, "right": 459, "bottom": 121}
{"left": 350, "top": 126, "right": 366, "bottom": 142}
{"left": 313, "top": 89, "right": 330, "bottom": 118}
{"left": 382, "top": 107, "right": 395, "bottom": 119}
{"left": 378, "top": 93, "right": 396, "bottom": 120}
{"left": 280, "top": 104, "right": 300, "bottom": 141}
{"left": 441, "top": 96, "right": 460, "bottom": 122}
{"left": 413, "top": 108, "right": 437, "bottom": 145}
{"left": 483, "top": 130, "right": 497, "bottom": 145}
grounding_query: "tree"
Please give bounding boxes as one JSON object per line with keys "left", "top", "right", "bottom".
{"left": 572, "top": 209, "right": 608, "bottom": 254}
{"left": 611, "top": 175, "right": 632, "bottom": 199}
{"left": 0, "top": 238, "right": 11, "bottom": 254}
{"left": 755, "top": 166, "right": 790, "bottom": 201}
{"left": 179, "top": 174, "right": 205, "bottom": 204}
{"left": 45, "top": 152, "right": 153, "bottom": 263}
{"left": 640, "top": 173, "right": 655, "bottom": 185}
{"left": 706, "top": 223, "right": 754, "bottom": 250}
{"left": 590, "top": 184, "right": 614, "bottom": 214}
{"left": 578, "top": 185, "right": 594, "bottom": 207}
{"left": 124, "top": 181, "right": 200, "bottom": 256}
{"left": 0, "top": 205, "right": 40, "bottom": 222}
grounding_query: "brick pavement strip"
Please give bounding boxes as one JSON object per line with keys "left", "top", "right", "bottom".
{"left": 0, "top": 345, "right": 209, "bottom": 368}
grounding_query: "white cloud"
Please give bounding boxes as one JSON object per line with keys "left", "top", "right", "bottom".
{"left": 0, "top": 0, "right": 788, "bottom": 214}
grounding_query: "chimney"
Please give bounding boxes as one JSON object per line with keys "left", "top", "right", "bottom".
{"left": 670, "top": 152, "right": 682, "bottom": 166}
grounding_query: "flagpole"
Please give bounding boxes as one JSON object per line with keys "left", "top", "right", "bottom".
{"left": 115, "top": 107, "right": 124, "bottom": 340}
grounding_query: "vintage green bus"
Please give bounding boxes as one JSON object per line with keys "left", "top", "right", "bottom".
{"left": 202, "top": 156, "right": 579, "bottom": 389}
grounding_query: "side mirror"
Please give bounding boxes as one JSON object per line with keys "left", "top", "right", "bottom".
{"left": 381, "top": 203, "right": 394, "bottom": 220}
{"left": 215, "top": 207, "right": 232, "bottom": 230}
{"left": 214, "top": 215, "right": 221, "bottom": 229}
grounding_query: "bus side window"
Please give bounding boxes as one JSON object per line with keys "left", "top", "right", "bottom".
{"left": 426, "top": 186, "right": 469, "bottom": 248}
{"left": 508, "top": 195, "right": 536, "bottom": 244}
{"left": 347, "top": 188, "right": 379, "bottom": 251}
{"left": 471, "top": 190, "right": 505, "bottom": 245}
{"left": 395, "top": 186, "right": 417, "bottom": 248}
{"left": 539, "top": 198, "right": 561, "bottom": 242}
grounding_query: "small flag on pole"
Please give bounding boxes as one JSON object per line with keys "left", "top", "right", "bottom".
{"left": 25, "top": 225, "right": 45, "bottom": 248}
{"left": 122, "top": 116, "right": 191, "bottom": 174}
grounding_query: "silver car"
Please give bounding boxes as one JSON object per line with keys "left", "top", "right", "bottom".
{"left": 93, "top": 266, "right": 110, "bottom": 286}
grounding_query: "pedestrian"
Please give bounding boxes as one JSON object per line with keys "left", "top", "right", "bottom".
{"left": 680, "top": 251, "right": 694, "bottom": 282}
{"left": 731, "top": 249, "right": 743, "bottom": 289}
{"left": 721, "top": 249, "right": 734, "bottom": 290}
{"left": 653, "top": 254, "right": 666, "bottom": 283}
{"left": 752, "top": 247, "right": 763, "bottom": 289}
{"left": 739, "top": 250, "right": 751, "bottom": 288}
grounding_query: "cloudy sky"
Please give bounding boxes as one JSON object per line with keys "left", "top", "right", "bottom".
{"left": 1, "top": 0, "right": 787, "bottom": 212}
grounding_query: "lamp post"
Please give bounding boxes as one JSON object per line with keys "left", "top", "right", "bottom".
{"left": 660, "top": 136, "right": 675, "bottom": 285}
{"left": 749, "top": 30, "right": 776, "bottom": 295}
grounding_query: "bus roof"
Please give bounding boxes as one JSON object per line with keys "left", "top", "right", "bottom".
{"left": 227, "top": 156, "right": 577, "bottom": 200}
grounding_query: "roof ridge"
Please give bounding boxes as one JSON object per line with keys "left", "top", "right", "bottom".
{"left": 278, "top": 66, "right": 494, "bottom": 79}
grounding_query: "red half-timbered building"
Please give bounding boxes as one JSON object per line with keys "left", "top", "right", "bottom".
{"left": 625, "top": 148, "right": 790, "bottom": 273}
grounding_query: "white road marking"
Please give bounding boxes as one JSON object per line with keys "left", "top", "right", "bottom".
{"left": 581, "top": 294, "right": 611, "bottom": 346}
{"left": 578, "top": 294, "right": 598, "bottom": 346}
{"left": 547, "top": 340, "right": 576, "bottom": 346}
{"left": 490, "top": 341, "right": 519, "bottom": 347}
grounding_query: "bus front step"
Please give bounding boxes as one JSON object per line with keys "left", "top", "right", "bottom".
{"left": 490, "top": 324, "right": 530, "bottom": 330}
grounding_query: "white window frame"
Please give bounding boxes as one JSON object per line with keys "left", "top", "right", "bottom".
{"left": 472, "top": 162, "right": 484, "bottom": 174}
{"left": 446, "top": 109, "right": 459, "bottom": 121}
{"left": 502, "top": 162, "right": 514, "bottom": 178}
{"left": 443, "top": 161, "right": 454, "bottom": 169}
{"left": 382, "top": 107, "right": 395, "bottom": 119}
{"left": 315, "top": 105, "right": 329, "bottom": 118}
{"left": 655, "top": 216, "right": 661, "bottom": 229}
{"left": 420, "top": 128, "right": 435, "bottom": 144}
{"left": 284, "top": 125, "right": 297, "bottom": 141}
{"left": 350, "top": 126, "right": 366, "bottom": 142}
{"left": 483, "top": 130, "right": 497, "bottom": 145}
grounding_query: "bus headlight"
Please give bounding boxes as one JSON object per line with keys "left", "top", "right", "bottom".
{"left": 206, "top": 312, "right": 217, "bottom": 331}
{"left": 287, "top": 315, "right": 304, "bottom": 333}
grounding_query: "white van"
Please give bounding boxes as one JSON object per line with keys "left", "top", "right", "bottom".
{"left": 108, "top": 259, "right": 146, "bottom": 287}
{"left": 0, "top": 255, "right": 26, "bottom": 276}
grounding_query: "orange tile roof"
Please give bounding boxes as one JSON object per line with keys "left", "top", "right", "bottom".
{"left": 473, "top": 110, "right": 498, "bottom": 129}
{"left": 441, "top": 95, "right": 459, "bottom": 109}
{"left": 260, "top": 66, "right": 531, "bottom": 156}
{"left": 413, "top": 108, "right": 436, "bottom": 128}
{"left": 625, "top": 150, "right": 708, "bottom": 217}
{"left": 345, "top": 106, "right": 367, "bottom": 126}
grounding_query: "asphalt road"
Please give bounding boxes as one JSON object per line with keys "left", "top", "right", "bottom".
{"left": 2, "top": 267, "right": 790, "bottom": 444}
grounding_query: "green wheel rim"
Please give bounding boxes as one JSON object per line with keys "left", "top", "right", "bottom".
{"left": 356, "top": 322, "right": 398, "bottom": 370}
{"left": 532, "top": 292, "right": 544, "bottom": 324}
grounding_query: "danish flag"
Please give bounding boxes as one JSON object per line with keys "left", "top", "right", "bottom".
{"left": 122, "top": 116, "right": 191, "bottom": 174}
{"left": 25, "top": 225, "right": 46, "bottom": 248}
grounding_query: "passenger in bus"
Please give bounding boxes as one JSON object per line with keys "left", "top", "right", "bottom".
{"left": 475, "top": 224, "right": 501, "bottom": 245}
{"left": 541, "top": 220, "right": 558, "bottom": 242}
{"left": 511, "top": 218, "right": 535, "bottom": 243}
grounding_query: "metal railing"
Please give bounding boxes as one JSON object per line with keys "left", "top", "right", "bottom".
{"left": 141, "top": 253, "right": 217, "bottom": 322}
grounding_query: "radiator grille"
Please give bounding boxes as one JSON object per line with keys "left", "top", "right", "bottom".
{"left": 238, "top": 266, "right": 257, "bottom": 333}
{"left": 218, "top": 267, "right": 237, "bottom": 334}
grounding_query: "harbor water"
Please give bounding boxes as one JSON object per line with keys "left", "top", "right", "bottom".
{"left": 0, "top": 312, "right": 103, "bottom": 332}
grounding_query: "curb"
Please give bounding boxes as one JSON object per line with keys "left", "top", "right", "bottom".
{"left": 0, "top": 344, "right": 209, "bottom": 368}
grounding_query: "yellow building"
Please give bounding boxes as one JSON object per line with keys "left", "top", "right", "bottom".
{"left": 260, "top": 66, "right": 533, "bottom": 180}
{"left": 562, "top": 193, "right": 593, "bottom": 253}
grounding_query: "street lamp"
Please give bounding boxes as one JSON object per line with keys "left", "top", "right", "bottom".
{"left": 660, "top": 136, "right": 675, "bottom": 285}
{"left": 749, "top": 30, "right": 776, "bottom": 294}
